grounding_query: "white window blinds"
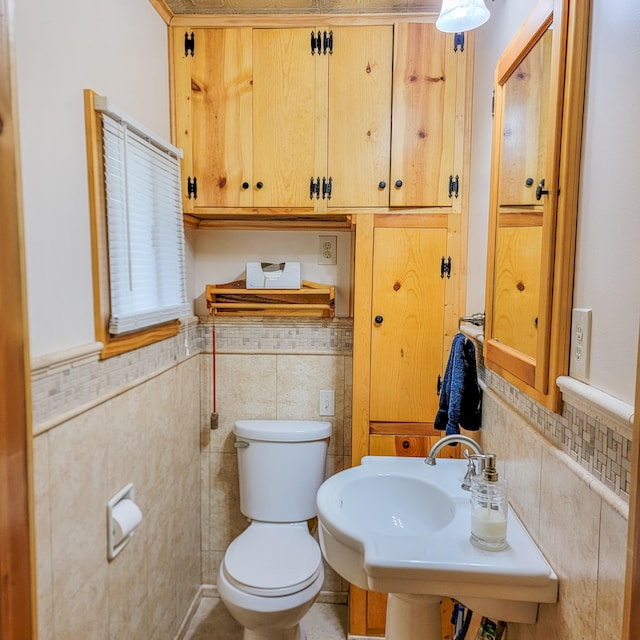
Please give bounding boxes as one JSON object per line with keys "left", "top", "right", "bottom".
{"left": 97, "top": 97, "right": 188, "bottom": 336}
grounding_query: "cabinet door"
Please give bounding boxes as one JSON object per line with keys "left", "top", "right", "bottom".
{"left": 498, "top": 29, "right": 552, "bottom": 206}
{"left": 327, "top": 26, "right": 393, "bottom": 208}
{"left": 179, "top": 28, "right": 253, "bottom": 210}
{"left": 369, "top": 227, "right": 447, "bottom": 422}
{"left": 253, "top": 28, "right": 317, "bottom": 208}
{"left": 390, "top": 24, "right": 459, "bottom": 207}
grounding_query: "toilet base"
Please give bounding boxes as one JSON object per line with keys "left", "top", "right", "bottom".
{"left": 217, "top": 553, "right": 323, "bottom": 640}
{"left": 243, "top": 621, "right": 305, "bottom": 640}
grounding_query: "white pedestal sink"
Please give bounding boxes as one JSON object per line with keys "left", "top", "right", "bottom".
{"left": 316, "top": 456, "right": 558, "bottom": 639}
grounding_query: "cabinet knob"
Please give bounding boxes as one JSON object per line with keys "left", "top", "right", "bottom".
{"left": 256, "top": 181, "right": 264, "bottom": 190}
{"left": 401, "top": 439, "right": 411, "bottom": 450}
{"left": 378, "top": 181, "right": 386, "bottom": 189}
{"left": 395, "top": 180, "right": 403, "bottom": 188}
{"left": 374, "top": 315, "right": 384, "bottom": 325}
{"left": 525, "top": 177, "right": 534, "bottom": 186}
{"left": 242, "top": 182, "right": 249, "bottom": 190}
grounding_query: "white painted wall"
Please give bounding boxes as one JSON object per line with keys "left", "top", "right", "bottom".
{"left": 468, "top": 0, "right": 640, "bottom": 405}
{"left": 192, "top": 230, "right": 352, "bottom": 317}
{"left": 15, "top": 0, "right": 170, "bottom": 358}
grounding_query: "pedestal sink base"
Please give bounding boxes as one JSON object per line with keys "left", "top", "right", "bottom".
{"left": 386, "top": 594, "right": 441, "bottom": 640}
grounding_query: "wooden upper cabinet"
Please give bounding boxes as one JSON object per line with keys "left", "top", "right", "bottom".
{"left": 390, "top": 24, "right": 460, "bottom": 207}
{"left": 170, "top": 22, "right": 469, "bottom": 218}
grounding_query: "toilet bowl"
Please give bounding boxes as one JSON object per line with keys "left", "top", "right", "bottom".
{"left": 217, "top": 420, "right": 331, "bottom": 640}
{"left": 218, "top": 522, "right": 324, "bottom": 640}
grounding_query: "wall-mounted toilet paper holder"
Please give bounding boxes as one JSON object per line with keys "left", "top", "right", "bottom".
{"left": 107, "top": 483, "right": 143, "bottom": 560}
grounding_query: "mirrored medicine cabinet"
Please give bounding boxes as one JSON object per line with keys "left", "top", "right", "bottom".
{"left": 484, "top": 0, "right": 590, "bottom": 411}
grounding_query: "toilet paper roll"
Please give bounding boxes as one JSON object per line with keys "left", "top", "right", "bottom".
{"left": 112, "top": 498, "right": 143, "bottom": 542}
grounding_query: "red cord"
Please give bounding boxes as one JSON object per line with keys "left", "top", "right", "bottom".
{"left": 212, "top": 327, "right": 217, "bottom": 412}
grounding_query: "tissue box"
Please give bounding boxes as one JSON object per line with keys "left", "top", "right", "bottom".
{"left": 246, "top": 262, "right": 301, "bottom": 289}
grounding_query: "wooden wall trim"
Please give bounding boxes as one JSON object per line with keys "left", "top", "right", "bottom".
{"left": 623, "top": 329, "right": 640, "bottom": 639}
{"left": 0, "top": 0, "right": 36, "bottom": 637}
{"left": 148, "top": 0, "right": 173, "bottom": 24}
{"left": 168, "top": 12, "right": 438, "bottom": 27}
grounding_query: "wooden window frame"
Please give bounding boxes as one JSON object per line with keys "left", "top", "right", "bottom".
{"left": 83, "top": 89, "right": 180, "bottom": 359}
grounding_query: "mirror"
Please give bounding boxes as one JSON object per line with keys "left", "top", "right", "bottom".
{"left": 493, "top": 25, "right": 552, "bottom": 361}
{"left": 484, "top": 0, "right": 590, "bottom": 410}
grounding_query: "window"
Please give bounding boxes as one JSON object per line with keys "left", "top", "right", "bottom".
{"left": 84, "top": 90, "right": 189, "bottom": 358}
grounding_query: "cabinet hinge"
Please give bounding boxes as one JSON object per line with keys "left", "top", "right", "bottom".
{"left": 491, "top": 90, "right": 495, "bottom": 119}
{"left": 185, "top": 32, "right": 195, "bottom": 57}
{"left": 453, "top": 32, "right": 465, "bottom": 53}
{"left": 311, "top": 30, "right": 321, "bottom": 55}
{"left": 310, "top": 177, "right": 320, "bottom": 200}
{"left": 322, "top": 176, "right": 333, "bottom": 200}
{"left": 437, "top": 374, "right": 442, "bottom": 396}
{"left": 311, "top": 30, "right": 333, "bottom": 55}
{"left": 440, "top": 256, "right": 452, "bottom": 279}
{"left": 448, "top": 174, "right": 459, "bottom": 199}
{"left": 323, "top": 30, "right": 333, "bottom": 55}
{"left": 187, "top": 176, "right": 198, "bottom": 199}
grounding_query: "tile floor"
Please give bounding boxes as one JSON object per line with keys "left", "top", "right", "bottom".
{"left": 183, "top": 597, "right": 349, "bottom": 640}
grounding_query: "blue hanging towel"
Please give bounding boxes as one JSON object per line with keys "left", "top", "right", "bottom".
{"left": 434, "top": 333, "right": 482, "bottom": 435}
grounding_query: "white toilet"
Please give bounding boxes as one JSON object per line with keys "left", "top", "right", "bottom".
{"left": 217, "top": 419, "right": 332, "bottom": 640}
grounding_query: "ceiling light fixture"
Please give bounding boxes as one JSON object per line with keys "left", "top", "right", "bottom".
{"left": 436, "top": 0, "right": 490, "bottom": 33}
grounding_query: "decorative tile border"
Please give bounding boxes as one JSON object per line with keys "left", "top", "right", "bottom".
{"left": 202, "top": 317, "right": 354, "bottom": 355}
{"left": 482, "top": 367, "right": 631, "bottom": 503}
{"left": 30, "top": 317, "right": 354, "bottom": 433}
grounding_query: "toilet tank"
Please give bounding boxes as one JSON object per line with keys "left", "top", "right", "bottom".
{"left": 233, "top": 420, "right": 332, "bottom": 522}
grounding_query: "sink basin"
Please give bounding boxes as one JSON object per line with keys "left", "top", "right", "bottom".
{"left": 336, "top": 472, "right": 455, "bottom": 536}
{"left": 316, "top": 456, "right": 558, "bottom": 635}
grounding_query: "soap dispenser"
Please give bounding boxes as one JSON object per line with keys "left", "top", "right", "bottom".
{"left": 470, "top": 454, "right": 508, "bottom": 551}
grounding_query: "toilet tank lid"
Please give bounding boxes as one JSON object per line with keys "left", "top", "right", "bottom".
{"left": 234, "top": 420, "right": 331, "bottom": 442}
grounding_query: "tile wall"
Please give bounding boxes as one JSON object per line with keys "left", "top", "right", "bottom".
{"left": 30, "top": 316, "right": 630, "bottom": 639}
{"left": 31, "top": 327, "right": 202, "bottom": 640}
{"left": 478, "top": 354, "right": 629, "bottom": 639}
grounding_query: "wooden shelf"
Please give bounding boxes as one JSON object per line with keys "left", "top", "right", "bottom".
{"left": 206, "top": 280, "right": 335, "bottom": 318}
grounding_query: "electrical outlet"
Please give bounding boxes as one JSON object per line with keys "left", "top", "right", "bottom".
{"left": 569, "top": 308, "right": 592, "bottom": 382}
{"left": 319, "top": 390, "right": 335, "bottom": 416}
{"left": 318, "top": 235, "right": 337, "bottom": 265}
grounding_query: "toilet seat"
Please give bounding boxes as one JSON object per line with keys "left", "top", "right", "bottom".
{"left": 223, "top": 522, "right": 322, "bottom": 597}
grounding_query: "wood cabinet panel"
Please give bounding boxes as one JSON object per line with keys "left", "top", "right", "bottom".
{"left": 253, "top": 28, "right": 317, "bottom": 207}
{"left": 370, "top": 226, "right": 447, "bottom": 422}
{"left": 369, "top": 433, "right": 460, "bottom": 458}
{"left": 390, "top": 23, "right": 458, "bottom": 207}
{"left": 193, "top": 29, "right": 253, "bottom": 208}
{"left": 327, "top": 26, "right": 393, "bottom": 208}
{"left": 498, "top": 29, "right": 552, "bottom": 207}
{"left": 493, "top": 225, "right": 542, "bottom": 358}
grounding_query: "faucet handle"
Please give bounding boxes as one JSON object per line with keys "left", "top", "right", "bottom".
{"left": 465, "top": 452, "right": 488, "bottom": 475}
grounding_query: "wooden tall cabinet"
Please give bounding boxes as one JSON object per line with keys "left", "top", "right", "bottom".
{"left": 169, "top": 16, "right": 473, "bottom": 639}
{"left": 349, "top": 24, "right": 471, "bottom": 633}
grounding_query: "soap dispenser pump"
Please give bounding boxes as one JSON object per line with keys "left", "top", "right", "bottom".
{"left": 470, "top": 454, "right": 508, "bottom": 551}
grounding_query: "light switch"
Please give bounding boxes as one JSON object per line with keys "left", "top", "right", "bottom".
{"left": 319, "top": 390, "right": 335, "bottom": 416}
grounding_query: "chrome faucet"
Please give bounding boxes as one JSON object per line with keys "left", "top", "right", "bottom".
{"left": 424, "top": 434, "right": 485, "bottom": 491}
